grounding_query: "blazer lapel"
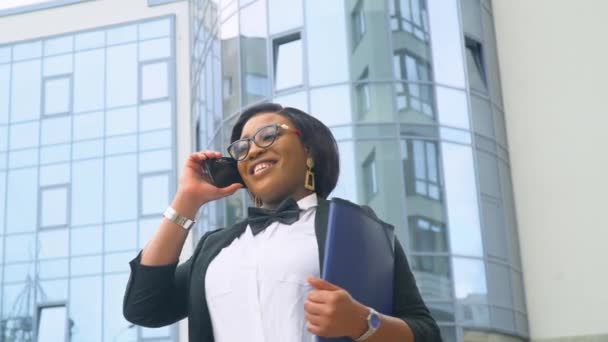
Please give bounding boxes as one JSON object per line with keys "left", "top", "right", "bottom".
{"left": 188, "top": 221, "right": 248, "bottom": 342}
{"left": 315, "top": 197, "right": 329, "bottom": 274}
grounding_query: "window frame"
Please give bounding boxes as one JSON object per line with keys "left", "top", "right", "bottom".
{"left": 36, "top": 302, "right": 69, "bottom": 342}
{"left": 351, "top": 0, "right": 366, "bottom": 49}
{"left": 138, "top": 171, "right": 171, "bottom": 218}
{"left": 464, "top": 36, "right": 488, "bottom": 93}
{"left": 362, "top": 149, "right": 379, "bottom": 203}
{"left": 272, "top": 32, "right": 303, "bottom": 92}
{"left": 41, "top": 74, "right": 73, "bottom": 117}
{"left": 38, "top": 184, "right": 71, "bottom": 230}
{"left": 139, "top": 58, "right": 171, "bottom": 103}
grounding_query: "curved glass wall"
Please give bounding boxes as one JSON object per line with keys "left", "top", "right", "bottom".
{"left": 191, "top": 0, "right": 527, "bottom": 341}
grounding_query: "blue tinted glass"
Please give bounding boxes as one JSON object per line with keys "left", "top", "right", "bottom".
{"left": 139, "top": 149, "right": 171, "bottom": 173}
{"left": 0, "top": 172, "right": 5, "bottom": 234}
{"left": 310, "top": 86, "right": 351, "bottom": 126}
{"left": 40, "top": 163, "right": 70, "bottom": 186}
{"left": 106, "top": 106, "right": 137, "bottom": 136}
{"left": 141, "top": 173, "right": 170, "bottom": 215}
{"left": 7, "top": 168, "right": 38, "bottom": 233}
{"left": 107, "top": 25, "right": 137, "bottom": 45}
{"left": 12, "top": 41, "right": 42, "bottom": 61}
{"left": 43, "top": 54, "right": 73, "bottom": 76}
{"left": 38, "top": 258, "right": 69, "bottom": 279}
{"left": 40, "top": 280, "right": 69, "bottom": 302}
{"left": 141, "top": 326, "right": 171, "bottom": 338}
{"left": 139, "top": 218, "right": 158, "bottom": 249}
{"left": 442, "top": 143, "right": 483, "bottom": 256}
{"left": 139, "top": 101, "right": 172, "bottom": 131}
{"left": 268, "top": 0, "right": 303, "bottom": 34}
{"left": 40, "top": 186, "right": 69, "bottom": 228}
{"left": 0, "top": 65, "right": 9, "bottom": 123}
{"left": 105, "top": 155, "right": 137, "bottom": 221}
{"left": 274, "top": 38, "right": 302, "bottom": 90}
{"left": 487, "top": 262, "right": 513, "bottom": 308}
{"left": 104, "top": 252, "right": 133, "bottom": 273}
{"left": 44, "top": 35, "right": 73, "bottom": 56}
{"left": 8, "top": 148, "right": 38, "bottom": 168}
{"left": 139, "top": 129, "right": 171, "bottom": 150}
{"left": 139, "top": 18, "right": 171, "bottom": 40}
{"left": 3, "top": 282, "right": 34, "bottom": 316}
{"left": 453, "top": 257, "right": 487, "bottom": 302}
{"left": 72, "top": 139, "right": 103, "bottom": 160}
{"left": 40, "top": 144, "right": 70, "bottom": 164}
{"left": 3, "top": 262, "right": 34, "bottom": 282}
{"left": 9, "top": 121, "right": 39, "bottom": 149}
{"left": 73, "top": 111, "right": 104, "bottom": 140}
{"left": 41, "top": 116, "right": 71, "bottom": 144}
{"left": 70, "top": 276, "right": 103, "bottom": 342}
{"left": 74, "top": 49, "right": 104, "bottom": 112}
{"left": 70, "top": 226, "right": 102, "bottom": 255}
{"left": 139, "top": 37, "right": 171, "bottom": 61}
{"left": 104, "top": 221, "right": 137, "bottom": 252}
{"left": 410, "top": 256, "right": 452, "bottom": 301}
{"left": 105, "top": 135, "right": 137, "bottom": 155}
{"left": 71, "top": 255, "right": 102, "bottom": 276}
{"left": 38, "top": 228, "right": 69, "bottom": 258}
{"left": 11, "top": 60, "right": 41, "bottom": 122}
{"left": 106, "top": 44, "right": 137, "bottom": 107}
{"left": 141, "top": 61, "right": 169, "bottom": 100}
{"left": 104, "top": 274, "right": 136, "bottom": 341}
{"left": 427, "top": 0, "right": 465, "bottom": 87}
{"left": 0, "top": 153, "right": 6, "bottom": 169}
{"left": 44, "top": 76, "right": 72, "bottom": 115}
{"left": 75, "top": 31, "right": 105, "bottom": 51}
{"left": 5, "top": 234, "right": 36, "bottom": 262}
{"left": 72, "top": 159, "right": 103, "bottom": 226}
{"left": 0, "top": 46, "right": 10, "bottom": 63}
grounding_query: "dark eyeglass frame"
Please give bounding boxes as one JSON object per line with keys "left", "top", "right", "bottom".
{"left": 227, "top": 123, "right": 301, "bottom": 161}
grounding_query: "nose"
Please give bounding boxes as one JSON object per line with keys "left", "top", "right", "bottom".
{"left": 247, "top": 140, "right": 265, "bottom": 160}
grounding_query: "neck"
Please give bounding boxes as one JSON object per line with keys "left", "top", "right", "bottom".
{"left": 261, "top": 190, "right": 314, "bottom": 209}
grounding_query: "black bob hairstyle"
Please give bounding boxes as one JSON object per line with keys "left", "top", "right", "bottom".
{"left": 230, "top": 102, "right": 340, "bottom": 199}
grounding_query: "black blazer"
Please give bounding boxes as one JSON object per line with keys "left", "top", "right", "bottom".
{"left": 123, "top": 198, "right": 441, "bottom": 341}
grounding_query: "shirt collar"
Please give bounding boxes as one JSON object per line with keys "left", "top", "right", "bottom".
{"left": 296, "top": 193, "right": 318, "bottom": 211}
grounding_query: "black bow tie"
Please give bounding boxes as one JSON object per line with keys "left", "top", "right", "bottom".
{"left": 247, "top": 198, "right": 301, "bottom": 235}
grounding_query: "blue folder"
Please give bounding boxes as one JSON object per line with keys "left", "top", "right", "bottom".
{"left": 318, "top": 199, "right": 395, "bottom": 342}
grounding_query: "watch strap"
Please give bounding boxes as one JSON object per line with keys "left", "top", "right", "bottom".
{"left": 163, "top": 206, "right": 196, "bottom": 230}
{"left": 354, "top": 308, "right": 380, "bottom": 342}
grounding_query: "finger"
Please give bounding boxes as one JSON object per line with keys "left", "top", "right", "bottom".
{"left": 217, "top": 183, "right": 243, "bottom": 195}
{"left": 306, "top": 321, "right": 322, "bottom": 336}
{"left": 304, "top": 300, "right": 326, "bottom": 316}
{"left": 305, "top": 312, "right": 324, "bottom": 326}
{"left": 307, "top": 289, "right": 332, "bottom": 304}
{"left": 307, "top": 277, "right": 342, "bottom": 291}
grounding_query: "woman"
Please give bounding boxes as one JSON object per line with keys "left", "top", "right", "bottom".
{"left": 123, "top": 103, "right": 441, "bottom": 341}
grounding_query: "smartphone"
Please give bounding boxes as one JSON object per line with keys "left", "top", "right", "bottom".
{"left": 201, "top": 157, "right": 246, "bottom": 188}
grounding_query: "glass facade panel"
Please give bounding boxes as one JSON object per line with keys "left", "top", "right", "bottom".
{"left": 140, "top": 101, "right": 172, "bottom": 131}
{"left": 71, "top": 226, "right": 103, "bottom": 256}
{"left": 41, "top": 116, "right": 71, "bottom": 145}
{"left": 240, "top": 0, "right": 270, "bottom": 105}
{"left": 10, "top": 60, "right": 41, "bottom": 122}
{"left": 74, "top": 49, "right": 105, "bottom": 112}
{"left": 274, "top": 35, "right": 303, "bottom": 91}
{"left": 105, "top": 222, "right": 137, "bottom": 252}
{"left": 40, "top": 186, "right": 69, "bottom": 228}
{"left": 106, "top": 44, "right": 138, "bottom": 107}
{"left": 73, "top": 111, "right": 104, "bottom": 140}
{"left": 268, "top": 0, "right": 303, "bottom": 34}
{"left": 43, "top": 76, "right": 72, "bottom": 115}
{"left": 427, "top": 0, "right": 465, "bottom": 87}
{"left": 139, "top": 37, "right": 171, "bottom": 61}
{"left": 43, "top": 54, "right": 72, "bottom": 76}
{"left": 9, "top": 121, "right": 39, "bottom": 149}
{"left": 44, "top": 35, "right": 73, "bottom": 56}
{"left": 0, "top": 65, "right": 9, "bottom": 123}
{"left": 105, "top": 155, "right": 137, "bottom": 221}
{"left": 411, "top": 255, "right": 452, "bottom": 301}
{"left": 106, "top": 106, "right": 137, "bottom": 136}
{"left": 141, "top": 173, "right": 170, "bottom": 216}
{"left": 7, "top": 168, "right": 38, "bottom": 233}
{"left": 38, "top": 228, "right": 69, "bottom": 259}
{"left": 70, "top": 276, "right": 103, "bottom": 342}
{"left": 310, "top": 86, "right": 353, "bottom": 126}
{"left": 37, "top": 305, "right": 67, "bottom": 342}
{"left": 141, "top": 61, "right": 169, "bottom": 101}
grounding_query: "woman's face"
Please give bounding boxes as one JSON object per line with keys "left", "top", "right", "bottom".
{"left": 236, "top": 112, "right": 312, "bottom": 207}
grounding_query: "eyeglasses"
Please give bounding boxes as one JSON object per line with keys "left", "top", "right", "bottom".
{"left": 227, "top": 123, "right": 301, "bottom": 161}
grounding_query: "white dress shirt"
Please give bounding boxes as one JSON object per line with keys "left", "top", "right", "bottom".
{"left": 205, "top": 193, "right": 319, "bottom": 342}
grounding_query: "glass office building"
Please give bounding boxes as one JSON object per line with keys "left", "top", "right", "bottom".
{"left": 0, "top": 15, "right": 178, "bottom": 342}
{"left": 191, "top": 0, "right": 527, "bottom": 341}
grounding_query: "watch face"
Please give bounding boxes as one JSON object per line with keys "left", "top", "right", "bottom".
{"left": 370, "top": 312, "right": 381, "bottom": 329}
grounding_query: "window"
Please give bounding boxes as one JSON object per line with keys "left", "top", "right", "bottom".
{"left": 388, "top": 0, "right": 430, "bottom": 41}
{"left": 43, "top": 75, "right": 72, "bottom": 116}
{"left": 273, "top": 33, "right": 302, "bottom": 91}
{"left": 362, "top": 150, "right": 378, "bottom": 202}
{"left": 37, "top": 304, "right": 67, "bottom": 342}
{"left": 39, "top": 185, "right": 70, "bottom": 229}
{"left": 140, "top": 172, "right": 170, "bottom": 217}
{"left": 223, "top": 76, "right": 233, "bottom": 99}
{"left": 140, "top": 60, "right": 170, "bottom": 101}
{"left": 352, "top": 0, "right": 366, "bottom": 47}
{"left": 465, "top": 37, "right": 487, "bottom": 93}
{"left": 409, "top": 216, "right": 447, "bottom": 252}
{"left": 356, "top": 68, "right": 371, "bottom": 116}
{"left": 393, "top": 50, "right": 434, "bottom": 117}
{"left": 404, "top": 140, "right": 441, "bottom": 200}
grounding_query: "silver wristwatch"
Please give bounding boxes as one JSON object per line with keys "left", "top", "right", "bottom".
{"left": 163, "top": 206, "right": 196, "bottom": 230}
{"left": 354, "top": 308, "right": 381, "bottom": 342}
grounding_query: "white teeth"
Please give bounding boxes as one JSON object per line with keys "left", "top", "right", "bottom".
{"left": 254, "top": 162, "right": 273, "bottom": 174}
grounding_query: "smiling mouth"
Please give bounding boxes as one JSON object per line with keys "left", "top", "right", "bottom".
{"left": 252, "top": 160, "right": 277, "bottom": 176}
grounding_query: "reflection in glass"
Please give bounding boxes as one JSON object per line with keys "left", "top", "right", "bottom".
{"left": 40, "top": 186, "right": 69, "bottom": 228}
{"left": 11, "top": 60, "right": 41, "bottom": 122}
{"left": 141, "top": 173, "right": 170, "bottom": 216}
{"left": 268, "top": 0, "right": 303, "bottom": 35}
{"left": 355, "top": 68, "right": 370, "bottom": 117}
{"left": 74, "top": 49, "right": 104, "bottom": 113}
{"left": 388, "top": 0, "right": 430, "bottom": 41}
{"left": 393, "top": 51, "right": 433, "bottom": 118}
{"left": 70, "top": 276, "right": 102, "bottom": 342}
{"left": 273, "top": 34, "right": 302, "bottom": 91}
{"left": 106, "top": 44, "right": 137, "bottom": 107}
{"left": 141, "top": 61, "right": 169, "bottom": 101}
{"left": 427, "top": 0, "right": 466, "bottom": 87}
{"left": 403, "top": 140, "right": 441, "bottom": 200}
{"left": 465, "top": 37, "right": 487, "bottom": 93}
{"left": 408, "top": 216, "right": 447, "bottom": 252}
{"left": 453, "top": 257, "right": 487, "bottom": 302}
{"left": 7, "top": 168, "right": 38, "bottom": 233}
{"left": 351, "top": 0, "right": 365, "bottom": 47}
{"left": 410, "top": 256, "right": 451, "bottom": 300}
{"left": 442, "top": 143, "right": 483, "bottom": 256}
{"left": 240, "top": 0, "right": 269, "bottom": 105}
{"left": 362, "top": 149, "right": 378, "bottom": 203}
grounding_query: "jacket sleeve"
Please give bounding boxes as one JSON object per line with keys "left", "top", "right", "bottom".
{"left": 122, "top": 229, "right": 217, "bottom": 327}
{"left": 393, "top": 238, "right": 442, "bottom": 341}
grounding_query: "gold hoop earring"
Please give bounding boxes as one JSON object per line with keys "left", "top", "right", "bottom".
{"left": 304, "top": 158, "right": 315, "bottom": 192}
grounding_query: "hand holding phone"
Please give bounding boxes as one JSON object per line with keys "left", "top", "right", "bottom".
{"left": 201, "top": 157, "right": 246, "bottom": 188}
